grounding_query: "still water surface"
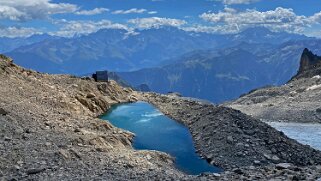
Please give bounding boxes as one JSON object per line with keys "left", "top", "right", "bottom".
{"left": 268, "top": 122, "right": 321, "bottom": 151}
{"left": 101, "top": 101, "right": 222, "bottom": 175}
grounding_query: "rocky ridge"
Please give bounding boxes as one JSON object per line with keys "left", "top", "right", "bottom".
{"left": 227, "top": 49, "right": 321, "bottom": 123}
{"left": 293, "top": 48, "right": 321, "bottom": 80}
{"left": 141, "top": 93, "right": 321, "bottom": 180}
{"left": 0, "top": 55, "right": 189, "bottom": 180}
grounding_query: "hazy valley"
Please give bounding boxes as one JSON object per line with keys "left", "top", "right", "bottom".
{"left": 3, "top": 27, "right": 321, "bottom": 103}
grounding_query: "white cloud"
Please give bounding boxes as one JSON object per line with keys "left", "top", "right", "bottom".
{"left": 0, "top": 26, "right": 41, "bottom": 38}
{"left": 309, "top": 12, "right": 321, "bottom": 23}
{"left": 112, "top": 8, "right": 147, "bottom": 15}
{"left": 52, "top": 20, "right": 132, "bottom": 37}
{"left": 218, "top": 0, "right": 260, "bottom": 5}
{"left": 0, "top": 6, "right": 25, "bottom": 21}
{"left": 128, "top": 17, "right": 187, "bottom": 29}
{"left": 112, "top": 8, "right": 157, "bottom": 15}
{"left": 0, "top": 0, "right": 78, "bottom": 21}
{"left": 148, "top": 11, "right": 158, "bottom": 15}
{"left": 75, "top": 8, "right": 109, "bottom": 16}
{"left": 199, "top": 7, "right": 314, "bottom": 34}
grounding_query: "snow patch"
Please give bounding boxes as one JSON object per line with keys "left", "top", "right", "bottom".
{"left": 306, "top": 84, "right": 321, "bottom": 91}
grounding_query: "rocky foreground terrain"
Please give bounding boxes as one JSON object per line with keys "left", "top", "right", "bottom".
{"left": 1, "top": 53, "right": 321, "bottom": 180}
{"left": 0, "top": 55, "right": 190, "bottom": 180}
{"left": 227, "top": 48, "right": 321, "bottom": 123}
{"left": 142, "top": 93, "right": 321, "bottom": 180}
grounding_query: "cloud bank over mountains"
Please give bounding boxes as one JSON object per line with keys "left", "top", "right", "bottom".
{"left": 199, "top": 7, "right": 320, "bottom": 34}
{"left": 0, "top": 0, "right": 321, "bottom": 38}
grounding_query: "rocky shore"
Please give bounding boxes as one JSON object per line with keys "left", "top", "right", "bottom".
{"left": 141, "top": 92, "right": 321, "bottom": 180}
{"left": 0, "top": 55, "right": 190, "bottom": 180}
{"left": 2, "top": 53, "right": 321, "bottom": 180}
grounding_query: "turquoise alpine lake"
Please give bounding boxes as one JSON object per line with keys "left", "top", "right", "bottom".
{"left": 100, "top": 101, "right": 222, "bottom": 175}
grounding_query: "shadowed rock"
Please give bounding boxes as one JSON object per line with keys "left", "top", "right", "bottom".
{"left": 0, "top": 108, "right": 7, "bottom": 115}
{"left": 228, "top": 49, "right": 321, "bottom": 123}
{"left": 292, "top": 48, "right": 321, "bottom": 80}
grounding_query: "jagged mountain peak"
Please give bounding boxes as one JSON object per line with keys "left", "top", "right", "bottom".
{"left": 291, "top": 48, "right": 321, "bottom": 80}
{"left": 299, "top": 48, "right": 321, "bottom": 73}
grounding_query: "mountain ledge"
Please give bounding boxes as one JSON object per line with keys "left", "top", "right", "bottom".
{"left": 227, "top": 49, "right": 321, "bottom": 123}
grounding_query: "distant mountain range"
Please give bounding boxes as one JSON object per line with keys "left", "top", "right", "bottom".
{"left": 3, "top": 26, "right": 320, "bottom": 103}
{"left": 6, "top": 27, "right": 309, "bottom": 74}
{"left": 0, "top": 34, "right": 57, "bottom": 53}
{"left": 119, "top": 48, "right": 269, "bottom": 103}
{"left": 6, "top": 27, "right": 223, "bottom": 74}
{"left": 118, "top": 39, "right": 321, "bottom": 103}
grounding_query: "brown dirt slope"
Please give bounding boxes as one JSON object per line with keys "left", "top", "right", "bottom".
{"left": 0, "top": 55, "right": 187, "bottom": 180}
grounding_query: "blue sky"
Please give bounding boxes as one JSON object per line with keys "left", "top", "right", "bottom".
{"left": 1, "top": 0, "right": 321, "bottom": 38}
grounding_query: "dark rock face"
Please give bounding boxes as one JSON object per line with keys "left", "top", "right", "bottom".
{"left": 292, "top": 48, "right": 321, "bottom": 80}
{"left": 0, "top": 108, "right": 7, "bottom": 115}
{"left": 226, "top": 48, "right": 321, "bottom": 123}
{"left": 299, "top": 48, "right": 321, "bottom": 73}
{"left": 227, "top": 49, "right": 321, "bottom": 123}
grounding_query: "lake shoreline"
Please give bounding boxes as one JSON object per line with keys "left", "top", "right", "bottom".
{"left": 140, "top": 92, "right": 321, "bottom": 180}
{"left": 100, "top": 101, "right": 222, "bottom": 175}
{"left": 267, "top": 122, "right": 321, "bottom": 151}
{"left": 0, "top": 57, "right": 193, "bottom": 180}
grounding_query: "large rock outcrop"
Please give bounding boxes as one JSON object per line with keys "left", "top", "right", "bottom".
{"left": 227, "top": 49, "right": 321, "bottom": 123}
{"left": 292, "top": 48, "right": 321, "bottom": 80}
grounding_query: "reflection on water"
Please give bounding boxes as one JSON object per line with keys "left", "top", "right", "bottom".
{"left": 101, "top": 101, "right": 222, "bottom": 175}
